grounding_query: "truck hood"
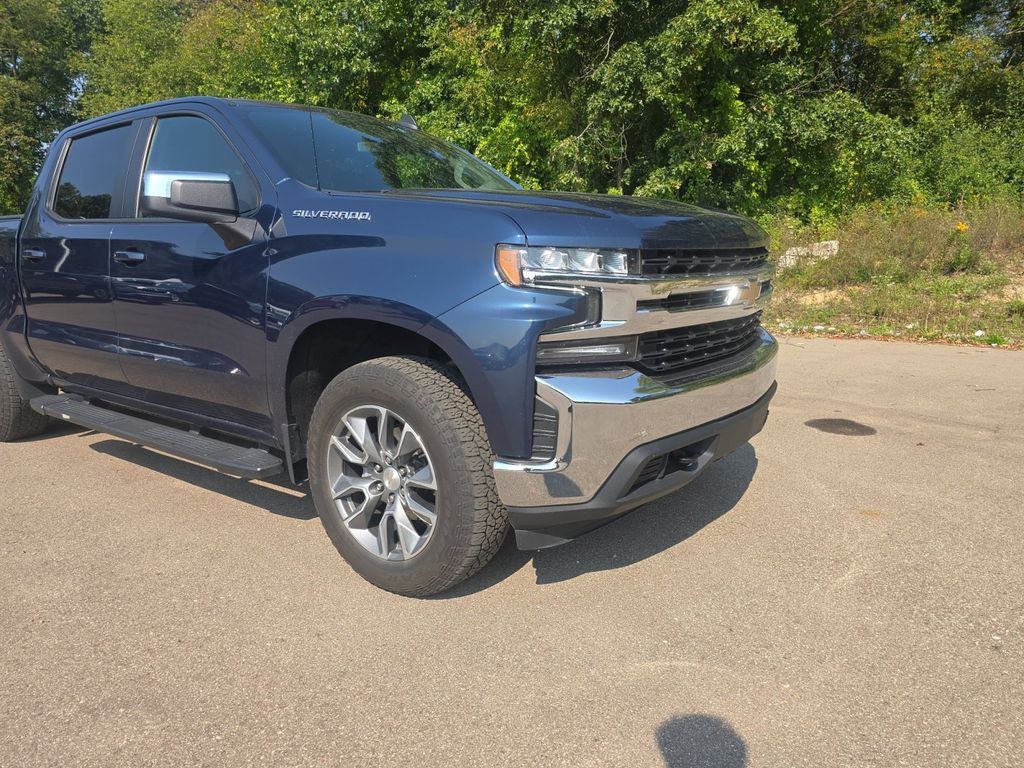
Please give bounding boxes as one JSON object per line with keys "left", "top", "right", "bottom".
{"left": 379, "top": 189, "right": 768, "bottom": 251}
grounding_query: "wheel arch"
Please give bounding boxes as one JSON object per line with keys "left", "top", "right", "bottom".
{"left": 270, "top": 304, "right": 501, "bottom": 474}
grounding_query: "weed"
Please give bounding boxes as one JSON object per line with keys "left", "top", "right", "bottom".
{"left": 940, "top": 237, "right": 982, "bottom": 274}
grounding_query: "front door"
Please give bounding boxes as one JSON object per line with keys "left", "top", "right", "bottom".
{"left": 109, "top": 113, "right": 273, "bottom": 437}
{"left": 19, "top": 121, "right": 139, "bottom": 392}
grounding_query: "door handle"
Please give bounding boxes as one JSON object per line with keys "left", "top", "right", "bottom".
{"left": 113, "top": 249, "right": 146, "bottom": 266}
{"left": 21, "top": 248, "right": 45, "bottom": 263}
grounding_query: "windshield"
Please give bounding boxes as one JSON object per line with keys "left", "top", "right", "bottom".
{"left": 241, "top": 103, "right": 518, "bottom": 193}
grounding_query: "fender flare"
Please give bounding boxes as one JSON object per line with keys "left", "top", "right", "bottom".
{"left": 266, "top": 295, "right": 502, "bottom": 455}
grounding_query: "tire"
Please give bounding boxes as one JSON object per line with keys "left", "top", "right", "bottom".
{"left": 307, "top": 356, "right": 508, "bottom": 596}
{"left": 0, "top": 342, "right": 49, "bottom": 442}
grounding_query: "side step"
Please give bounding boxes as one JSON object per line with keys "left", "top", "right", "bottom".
{"left": 31, "top": 394, "right": 284, "bottom": 479}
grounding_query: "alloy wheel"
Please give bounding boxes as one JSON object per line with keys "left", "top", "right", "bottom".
{"left": 326, "top": 405, "right": 438, "bottom": 560}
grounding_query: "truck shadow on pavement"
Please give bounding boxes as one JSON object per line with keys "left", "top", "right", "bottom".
{"left": 443, "top": 443, "right": 759, "bottom": 596}
{"left": 88, "top": 439, "right": 317, "bottom": 521}
{"left": 86, "top": 438, "right": 757, "bottom": 584}
{"left": 657, "top": 714, "right": 747, "bottom": 768}
{"left": 19, "top": 420, "right": 90, "bottom": 442}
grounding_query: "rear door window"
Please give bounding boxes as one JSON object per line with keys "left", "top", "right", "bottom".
{"left": 52, "top": 123, "right": 136, "bottom": 219}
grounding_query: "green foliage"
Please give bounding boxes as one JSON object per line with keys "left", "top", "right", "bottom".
{"left": 0, "top": 0, "right": 99, "bottom": 213}
{"left": 3, "top": 0, "right": 1024, "bottom": 220}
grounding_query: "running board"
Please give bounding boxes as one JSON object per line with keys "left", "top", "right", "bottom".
{"left": 30, "top": 394, "right": 284, "bottom": 479}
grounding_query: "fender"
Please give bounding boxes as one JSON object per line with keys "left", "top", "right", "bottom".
{"left": 262, "top": 194, "right": 538, "bottom": 459}
{"left": 266, "top": 283, "right": 586, "bottom": 462}
{"left": 426, "top": 283, "right": 586, "bottom": 459}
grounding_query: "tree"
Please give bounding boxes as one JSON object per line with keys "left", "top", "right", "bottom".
{"left": 0, "top": 0, "right": 98, "bottom": 213}
{"left": 79, "top": 0, "right": 192, "bottom": 117}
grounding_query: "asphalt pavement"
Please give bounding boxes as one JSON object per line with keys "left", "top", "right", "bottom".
{"left": 1, "top": 337, "right": 1022, "bottom": 767}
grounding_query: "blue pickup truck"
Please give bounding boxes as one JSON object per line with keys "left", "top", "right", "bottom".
{"left": 0, "top": 97, "right": 777, "bottom": 595}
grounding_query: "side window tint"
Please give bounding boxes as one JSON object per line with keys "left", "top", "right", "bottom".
{"left": 53, "top": 124, "right": 135, "bottom": 219}
{"left": 142, "top": 116, "right": 258, "bottom": 214}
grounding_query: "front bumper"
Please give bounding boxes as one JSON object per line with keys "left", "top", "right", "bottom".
{"left": 493, "top": 328, "right": 778, "bottom": 548}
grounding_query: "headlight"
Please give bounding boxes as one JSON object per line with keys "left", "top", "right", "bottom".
{"left": 496, "top": 245, "right": 637, "bottom": 286}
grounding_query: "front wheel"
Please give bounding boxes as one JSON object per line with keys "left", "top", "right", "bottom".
{"left": 307, "top": 356, "right": 508, "bottom": 596}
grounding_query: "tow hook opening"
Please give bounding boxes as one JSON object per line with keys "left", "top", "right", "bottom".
{"left": 667, "top": 436, "right": 715, "bottom": 472}
{"left": 626, "top": 436, "right": 716, "bottom": 497}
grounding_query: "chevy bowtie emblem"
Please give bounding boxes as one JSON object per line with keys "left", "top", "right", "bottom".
{"left": 723, "top": 283, "right": 762, "bottom": 307}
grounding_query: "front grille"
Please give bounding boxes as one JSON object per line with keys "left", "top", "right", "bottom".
{"left": 636, "top": 311, "right": 763, "bottom": 377}
{"left": 637, "top": 280, "right": 772, "bottom": 314}
{"left": 641, "top": 246, "right": 768, "bottom": 276}
{"left": 636, "top": 288, "right": 726, "bottom": 313}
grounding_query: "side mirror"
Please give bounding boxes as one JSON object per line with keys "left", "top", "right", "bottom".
{"left": 141, "top": 171, "right": 239, "bottom": 222}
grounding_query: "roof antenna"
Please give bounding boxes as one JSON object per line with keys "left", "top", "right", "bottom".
{"left": 399, "top": 113, "right": 419, "bottom": 130}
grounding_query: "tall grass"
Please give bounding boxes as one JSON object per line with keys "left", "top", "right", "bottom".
{"left": 763, "top": 201, "right": 1024, "bottom": 346}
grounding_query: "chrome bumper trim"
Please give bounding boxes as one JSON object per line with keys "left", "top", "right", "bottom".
{"left": 493, "top": 329, "right": 778, "bottom": 508}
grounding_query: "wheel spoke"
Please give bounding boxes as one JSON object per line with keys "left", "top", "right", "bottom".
{"left": 343, "top": 495, "right": 380, "bottom": 529}
{"left": 332, "top": 474, "right": 382, "bottom": 528}
{"left": 343, "top": 414, "right": 384, "bottom": 467}
{"left": 404, "top": 492, "right": 436, "bottom": 526}
{"left": 331, "top": 472, "right": 375, "bottom": 499}
{"left": 405, "top": 463, "right": 436, "bottom": 491}
{"left": 376, "top": 408, "right": 400, "bottom": 457}
{"left": 330, "top": 434, "right": 365, "bottom": 465}
{"left": 393, "top": 498, "right": 423, "bottom": 556}
{"left": 394, "top": 422, "right": 424, "bottom": 462}
{"left": 376, "top": 511, "right": 395, "bottom": 558}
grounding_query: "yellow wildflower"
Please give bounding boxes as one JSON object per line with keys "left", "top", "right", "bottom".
{"left": 955, "top": 221, "right": 969, "bottom": 233}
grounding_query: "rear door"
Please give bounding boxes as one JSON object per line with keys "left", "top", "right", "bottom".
{"left": 108, "top": 111, "right": 274, "bottom": 437}
{"left": 19, "top": 121, "right": 139, "bottom": 391}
